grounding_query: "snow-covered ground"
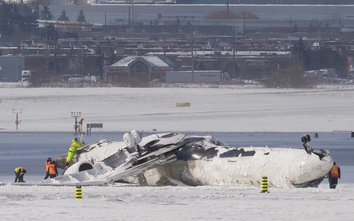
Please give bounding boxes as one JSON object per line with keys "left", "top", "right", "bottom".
{"left": 1, "top": 84, "right": 354, "bottom": 133}
{"left": 1, "top": 85, "right": 354, "bottom": 221}
{"left": 2, "top": 184, "right": 354, "bottom": 221}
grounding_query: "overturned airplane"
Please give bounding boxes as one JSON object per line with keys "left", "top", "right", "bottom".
{"left": 44, "top": 131, "right": 333, "bottom": 188}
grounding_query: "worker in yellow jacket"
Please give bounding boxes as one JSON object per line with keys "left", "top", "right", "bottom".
{"left": 65, "top": 137, "right": 84, "bottom": 168}
{"left": 14, "top": 166, "right": 27, "bottom": 182}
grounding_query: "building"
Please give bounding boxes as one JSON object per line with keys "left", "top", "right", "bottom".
{"left": 0, "top": 55, "right": 25, "bottom": 82}
{"left": 148, "top": 50, "right": 293, "bottom": 79}
{"left": 103, "top": 55, "right": 175, "bottom": 83}
{"left": 0, "top": 53, "right": 103, "bottom": 82}
{"left": 176, "top": 0, "right": 354, "bottom": 4}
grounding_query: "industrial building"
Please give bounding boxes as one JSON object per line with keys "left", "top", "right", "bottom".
{"left": 0, "top": 55, "right": 25, "bottom": 82}
{"left": 176, "top": 0, "right": 354, "bottom": 4}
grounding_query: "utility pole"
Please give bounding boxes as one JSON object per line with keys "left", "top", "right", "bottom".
{"left": 71, "top": 112, "right": 81, "bottom": 135}
{"left": 54, "top": 32, "right": 57, "bottom": 75}
{"left": 191, "top": 30, "right": 194, "bottom": 83}
{"left": 243, "top": 11, "right": 246, "bottom": 40}
{"left": 227, "top": 0, "right": 229, "bottom": 14}
{"left": 339, "top": 18, "right": 342, "bottom": 55}
{"left": 45, "top": 19, "right": 48, "bottom": 52}
{"left": 131, "top": 0, "right": 134, "bottom": 28}
{"left": 232, "top": 26, "right": 236, "bottom": 79}
{"left": 12, "top": 109, "right": 22, "bottom": 130}
{"left": 105, "top": 11, "right": 107, "bottom": 26}
{"left": 164, "top": 22, "right": 166, "bottom": 56}
{"left": 45, "top": 19, "right": 49, "bottom": 76}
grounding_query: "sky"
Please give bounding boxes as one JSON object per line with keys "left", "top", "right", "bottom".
{"left": 1, "top": 84, "right": 354, "bottom": 221}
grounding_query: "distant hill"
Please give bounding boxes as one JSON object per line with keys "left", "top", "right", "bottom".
{"left": 176, "top": 0, "right": 354, "bottom": 4}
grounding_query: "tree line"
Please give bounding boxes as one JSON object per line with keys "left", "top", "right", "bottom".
{"left": 0, "top": 2, "right": 87, "bottom": 39}
{"left": 41, "top": 5, "right": 86, "bottom": 23}
{"left": 0, "top": 3, "right": 38, "bottom": 36}
{"left": 292, "top": 37, "right": 348, "bottom": 78}
{"left": 265, "top": 37, "right": 349, "bottom": 88}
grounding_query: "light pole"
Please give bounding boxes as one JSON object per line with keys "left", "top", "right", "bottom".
{"left": 191, "top": 30, "right": 194, "bottom": 83}
{"left": 131, "top": 0, "right": 134, "bottom": 29}
{"left": 45, "top": 19, "right": 49, "bottom": 75}
{"left": 232, "top": 26, "right": 236, "bottom": 79}
{"left": 227, "top": 0, "right": 229, "bottom": 14}
{"left": 71, "top": 112, "right": 81, "bottom": 135}
{"left": 243, "top": 11, "right": 246, "bottom": 40}
{"left": 12, "top": 108, "right": 22, "bottom": 130}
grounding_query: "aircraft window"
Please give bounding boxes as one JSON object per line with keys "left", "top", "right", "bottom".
{"left": 78, "top": 163, "right": 93, "bottom": 171}
{"left": 241, "top": 151, "right": 256, "bottom": 157}
{"left": 158, "top": 133, "right": 176, "bottom": 138}
{"left": 219, "top": 149, "right": 255, "bottom": 158}
{"left": 176, "top": 146, "right": 218, "bottom": 161}
{"left": 145, "top": 140, "right": 160, "bottom": 152}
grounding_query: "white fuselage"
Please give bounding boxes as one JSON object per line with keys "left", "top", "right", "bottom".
{"left": 54, "top": 133, "right": 333, "bottom": 188}
{"left": 142, "top": 147, "right": 333, "bottom": 188}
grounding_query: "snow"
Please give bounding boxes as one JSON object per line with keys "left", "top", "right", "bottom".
{"left": 1, "top": 84, "right": 354, "bottom": 221}
{"left": 1, "top": 84, "right": 354, "bottom": 133}
{"left": 1, "top": 184, "right": 354, "bottom": 221}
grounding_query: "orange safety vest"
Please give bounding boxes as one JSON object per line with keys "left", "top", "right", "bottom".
{"left": 45, "top": 162, "right": 51, "bottom": 172}
{"left": 330, "top": 165, "right": 339, "bottom": 178}
{"left": 48, "top": 164, "right": 57, "bottom": 175}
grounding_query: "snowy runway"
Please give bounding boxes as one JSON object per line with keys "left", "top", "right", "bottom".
{"left": 1, "top": 184, "right": 353, "bottom": 221}
{"left": 1, "top": 85, "right": 354, "bottom": 132}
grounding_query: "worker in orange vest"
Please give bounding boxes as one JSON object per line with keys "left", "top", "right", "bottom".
{"left": 328, "top": 162, "right": 341, "bottom": 189}
{"left": 48, "top": 161, "right": 58, "bottom": 178}
{"left": 44, "top": 157, "right": 52, "bottom": 180}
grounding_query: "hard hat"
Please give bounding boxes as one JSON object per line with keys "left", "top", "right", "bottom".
{"left": 47, "top": 157, "right": 52, "bottom": 161}
{"left": 74, "top": 137, "right": 78, "bottom": 141}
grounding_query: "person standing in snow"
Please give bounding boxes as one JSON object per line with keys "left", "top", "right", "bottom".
{"left": 48, "top": 160, "right": 58, "bottom": 178}
{"left": 14, "top": 166, "right": 27, "bottom": 182}
{"left": 44, "top": 157, "right": 52, "bottom": 179}
{"left": 65, "top": 137, "right": 84, "bottom": 168}
{"left": 328, "top": 162, "right": 341, "bottom": 189}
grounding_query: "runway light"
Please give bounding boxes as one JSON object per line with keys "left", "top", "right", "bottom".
{"left": 76, "top": 186, "right": 82, "bottom": 199}
{"left": 261, "top": 176, "right": 269, "bottom": 193}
